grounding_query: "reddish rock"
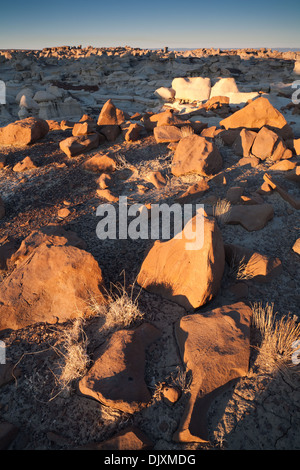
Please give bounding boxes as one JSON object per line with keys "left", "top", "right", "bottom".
{"left": 124, "top": 122, "right": 143, "bottom": 142}
{"left": 176, "top": 180, "right": 209, "bottom": 204}
{"left": 59, "top": 133, "right": 102, "bottom": 157}
{"left": 293, "top": 138, "right": 300, "bottom": 155}
{"left": 220, "top": 97, "right": 294, "bottom": 140}
{"left": 217, "top": 129, "right": 240, "bottom": 146}
{"left": 79, "top": 323, "right": 161, "bottom": 413}
{"left": 9, "top": 225, "right": 86, "bottom": 268}
{"left": 225, "top": 243, "right": 283, "bottom": 283}
{"left": 226, "top": 203, "right": 274, "bottom": 231}
{"left": 173, "top": 302, "right": 252, "bottom": 443}
{"left": 46, "top": 119, "right": 61, "bottom": 130}
{"left": 0, "top": 117, "right": 49, "bottom": 146}
{"left": 0, "top": 235, "right": 105, "bottom": 332}
{"left": 161, "top": 385, "right": 181, "bottom": 405}
{"left": 292, "top": 238, "right": 300, "bottom": 255}
{"left": 237, "top": 155, "right": 260, "bottom": 167}
{"left": 171, "top": 135, "right": 222, "bottom": 178}
{"left": 200, "top": 126, "right": 218, "bottom": 138}
{"left": 257, "top": 181, "right": 273, "bottom": 195}
{"left": 82, "top": 154, "right": 116, "bottom": 173}
{"left": 271, "top": 140, "right": 293, "bottom": 161}
{"left": 96, "top": 188, "right": 119, "bottom": 202}
{"left": 251, "top": 127, "right": 292, "bottom": 161}
{"left": 153, "top": 125, "right": 183, "bottom": 143}
{"left": 145, "top": 171, "right": 166, "bottom": 189}
{"left": 60, "top": 119, "right": 75, "bottom": 130}
{"left": 96, "top": 173, "right": 112, "bottom": 189}
{"left": 232, "top": 128, "right": 257, "bottom": 157}
{"left": 251, "top": 126, "right": 279, "bottom": 160}
{"left": 225, "top": 186, "right": 244, "bottom": 204}
{"left": 204, "top": 95, "right": 230, "bottom": 110}
{"left": 72, "top": 120, "right": 97, "bottom": 136}
{"left": 269, "top": 160, "right": 296, "bottom": 171}
{"left": 97, "top": 99, "right": 127, "bottom": 126}
{"left": 99, "top": 124, "right": 121, "bottom": 142}
{"left": 137, "top": 210, "right": 225, "bottom": 311}
{"left": 13, "top": 156, "right": 37, "bottom": 172}
{"left": 57, "top": 208, "right": 70, "bottom": 219}
{"left": 142, "top": 109, "right": 186, "bottom": 130}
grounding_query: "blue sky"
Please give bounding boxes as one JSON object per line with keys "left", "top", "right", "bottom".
{"left": 0, "top": 0, "right": 299, "bottom": 50}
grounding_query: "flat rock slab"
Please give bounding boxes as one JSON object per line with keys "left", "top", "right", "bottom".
{"left": 78, "top": 323, "right": 161, "bottom": 413}
{"left": 226, "top": 203, "right": 274, "bottom": 231}
{"left": 153, "top": 125, "right": 183, "bottom": 143}
{"left": 59, "top": 133, "right": 102, "bottom": 157}
{"left": 82, "top": 154, "right": 116, "bottom": 173}
{"left": 173, "top": 302, "right": 252, "bottom": 443}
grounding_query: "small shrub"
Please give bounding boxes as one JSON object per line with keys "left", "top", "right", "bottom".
{"left": 251, "top": 302, "right": 300, "bottom": 378}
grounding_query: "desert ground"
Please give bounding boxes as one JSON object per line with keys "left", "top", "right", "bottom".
{"left": 0, "top": 45, "right": 299, "bottom": 451}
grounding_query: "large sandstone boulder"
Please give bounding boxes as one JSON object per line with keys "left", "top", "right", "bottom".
{"left": 0, "top": 117, "right": 49, "bottom": 146}
{"left": 173, "top": 302, "right": 252, "bottom": 443}
{"left": 79, "top": 323, "right": 161, "bottom": 413}
{"left": 220, "top": 97, "right": 294, "bottom": 140}
{"left": 171, "top": 134, "right": 222, "bottom": 177}
{"left": 137, "top": 211, "right": 225, "bottom": 311}
{"left": 0, "top": 231, "right": 105, "bottom": 332}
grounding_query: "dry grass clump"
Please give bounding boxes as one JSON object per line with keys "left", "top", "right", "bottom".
{"left": 213, "top": 198, "right": 232, "bottom": 224}
{"left": 228, "top": 255, "right": 254, "bottom": 281}
{"left": 88, "top": 281, "right": 144, "bottom": 332}
{"left": 53, "top": 282, "right": 144, "bottom": 396}
{"left": 51, "top": 318, "right": 90, "bottom": 396}
{"left": 251, "top": 302, "right": 300, "bottom": 378}
{"left": 181, "top": 125, "right": 195, "bottom": 138}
